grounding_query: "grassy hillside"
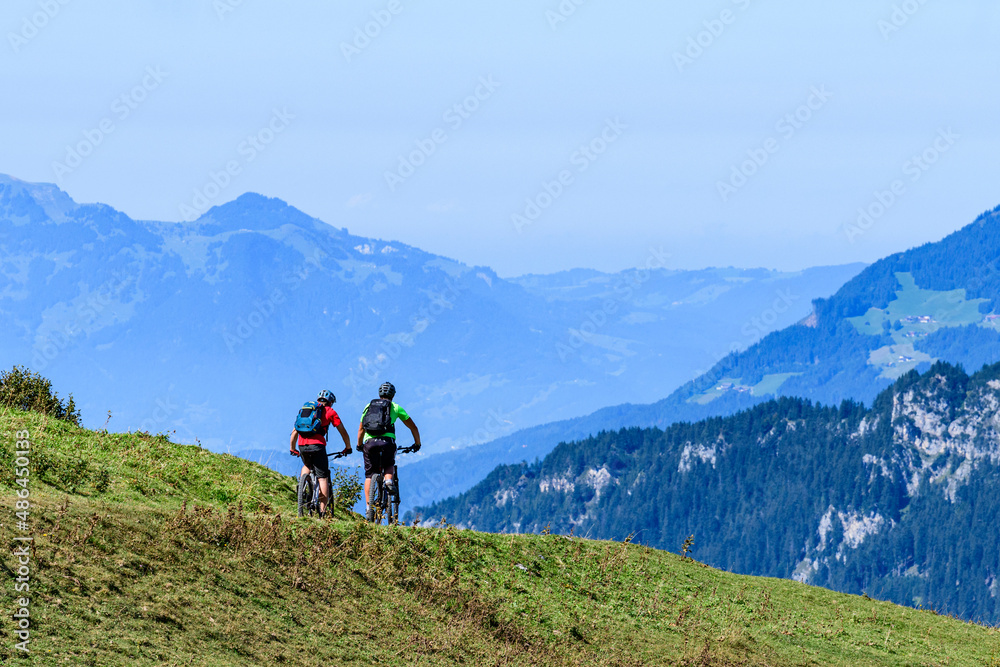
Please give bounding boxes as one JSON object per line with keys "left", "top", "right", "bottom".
{"left": 2, "top": 408, "right": 999, "bottom": 665}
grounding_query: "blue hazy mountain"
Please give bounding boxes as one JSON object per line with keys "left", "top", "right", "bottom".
{"left": 0, "top": 173, "right": 861, "bottom": 470}
{"left": 403, "top": 204, "right": 1000, "bottom": 510}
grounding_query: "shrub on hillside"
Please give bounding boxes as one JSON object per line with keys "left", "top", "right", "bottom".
{"left": 330, "top": 465, "right": 363, "bottom": 514}
{"left": 0, "top": 365, "right": 81, "bottom": 425}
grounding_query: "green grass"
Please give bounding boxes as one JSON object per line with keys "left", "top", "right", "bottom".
{"left": 866, "top": 344, "right": 936, "bottom": 380}
{"left": 2, "top": 408, "right": 1000, "bottom": 665}
{"left": 751, "top": 373, "right": 802, "bottom": 397}
{"left": 687, "top": 377, "right": 742, "bottom": 405}
{"left": 846, "top": 272, "right": 991, "bottom": 379}
{"left": 848, "top": 272, "right": 988, "bottom": 341}
{"left": 0, "top": 406, "right": 297, "bottom": 511}
{"left": 687, "top": 374, "right": 799, "bottom": 405}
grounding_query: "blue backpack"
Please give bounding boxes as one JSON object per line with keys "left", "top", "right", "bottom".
{"left": 294, "top": 401, "right": 327, "bottom": 437}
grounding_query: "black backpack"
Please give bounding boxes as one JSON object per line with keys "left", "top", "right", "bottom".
{"left": 362, "top": 398, "right": 393, "bottom": 436}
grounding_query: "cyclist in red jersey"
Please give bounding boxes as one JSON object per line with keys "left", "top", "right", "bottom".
{"left": 290, "top": 390, "right": 352, "bottom": 516}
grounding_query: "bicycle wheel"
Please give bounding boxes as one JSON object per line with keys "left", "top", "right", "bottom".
{"left": 297, "top": 473, "right": 313, "bottom": 518}
{"left": 368, "top": 474, "right": 383, "bottom": 523}
{"left": 380, "top": 478, "right": 393, "bottom": 526}
{"left": 378, "top": 477, "right": 389, "bottom": 525}
{"left": 388, "top": 474, "right": 400, "bottom": 525}
{"left": 388, "top": 495, "right": 399, "bottom": 525}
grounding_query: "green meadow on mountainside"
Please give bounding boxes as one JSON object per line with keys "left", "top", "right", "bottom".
{"left": 2, "top": 406, "right": 999, "bottom": 666}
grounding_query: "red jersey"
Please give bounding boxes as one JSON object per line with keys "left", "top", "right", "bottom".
{"left": 297, "top": 406, "right": 343, "bottom": 448}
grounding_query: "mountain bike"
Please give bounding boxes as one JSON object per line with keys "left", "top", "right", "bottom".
{"left": 292, "top": 450, "right": 347, "bottom": 518}
{"left": 367, "top": 445, "right": 417, "bottom": 525}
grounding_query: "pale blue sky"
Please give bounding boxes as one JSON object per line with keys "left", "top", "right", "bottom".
{"left": 3, "top": 0, "right": 998, "bottom": 276}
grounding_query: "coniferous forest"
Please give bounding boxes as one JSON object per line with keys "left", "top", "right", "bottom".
{"left": 418, "top": 361, "right": 1000, "bottom": 624}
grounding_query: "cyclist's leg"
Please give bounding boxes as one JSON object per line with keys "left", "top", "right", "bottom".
{"left": 300, "top": 450, "right": 320, "bottom": 483}
{"left": 310, "top": 471, "right": 321, "bottom": 515}
{"left": 317, "top": 475, "right": 331, "bottom": 515}
{"left": 387, "top": 464, "right": 401, "bottom": 524}
{"left": 370, "top": 443, "right": 391, "bottom": 521}
{"left": 382, "top": 440, "right": 398, "bottom": 489}
{"left": 311, "top": 450, "right": 333, "bottom": 515}
{"left": 298, "top": 452, "right": 315, "bottom": 514}
{"left": 300, "top": 450, "right": 329, "bottom": 515}
{"left": 372, "top": 443, "right": 386, "bottom": 499}
{"left": 362, "top": 442, "right": 375, "bottom": 513}
{"left": 366, "top": 443, "right": 387, "bottom": 521}
{"left": 367, "top": 472, "right": 381, "bottom": 522}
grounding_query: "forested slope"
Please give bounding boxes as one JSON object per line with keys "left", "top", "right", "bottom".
{"left": 419, "top": 362, "right": 1000, "bottom": 624}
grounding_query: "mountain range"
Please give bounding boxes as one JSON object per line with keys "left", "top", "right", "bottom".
{"left": 404, "top": 204, "right": 1000, "bottom": 509}
{"left": 0, "top": 174, "right": 860, "bottom": 467}
{"left": 415, "top": 204, "right": 1000, "bottom": 621}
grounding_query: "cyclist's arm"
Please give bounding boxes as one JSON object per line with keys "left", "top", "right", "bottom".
{"left": 401, "top": 417, "right": 421, "bottom": 450}
{"left": 335, "top": 422, "right": 352, "bottom": 454}
{"left": 356, "top": 423, "right": 366, "bottom": 449}
{"left": 289, "top": 431, "right": 299, "bottom": 455}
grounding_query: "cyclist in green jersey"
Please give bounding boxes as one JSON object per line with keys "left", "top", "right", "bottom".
{"left": 357, "top": 382, "right": 421, "bottom": 520}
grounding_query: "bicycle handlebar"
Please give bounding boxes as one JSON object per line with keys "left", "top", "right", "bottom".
{"left": 291, "top": 444, "right": 417, "bottom": 457}
{"left": 289, "top": 449, "right": 352, "bottom": 459}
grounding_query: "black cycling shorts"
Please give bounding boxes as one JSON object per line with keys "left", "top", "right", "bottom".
{"left": 300, "top": 447, "right": 331, "bottom": 480}
{"left": 362, "top": 438, "right": 397, "bottom": 478}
